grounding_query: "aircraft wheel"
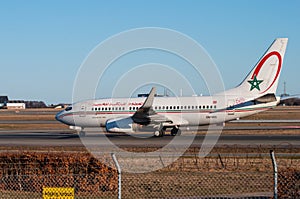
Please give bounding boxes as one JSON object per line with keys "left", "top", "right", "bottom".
{"left": 154, "top": 130, "right": 160, "bottom": 137}
{"left": 154, "top": 129, "right": 165, "bottom": 137}
{"left": 171, "top": 128, "right": 177, "bottom": 136}
{"left": 171, "top": 127, "right": 181, "bottom": 136}
{"left": 177, "top": 129, "right": 182, "bottom": 136}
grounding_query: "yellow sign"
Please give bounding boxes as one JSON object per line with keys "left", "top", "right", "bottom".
{"left": 43, "top": 187, "right": 74, "bottom": 199}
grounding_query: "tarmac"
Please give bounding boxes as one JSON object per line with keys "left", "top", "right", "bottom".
{"left": 0, "top": 107, "right": 299, "bottom": 148}
{"left": 0, "top": 130, "right": 299, "bottom": 147}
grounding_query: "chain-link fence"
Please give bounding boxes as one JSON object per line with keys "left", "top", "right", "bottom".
{"left": 0, "top": 150, "right": 299, "bottom": 198}
{"left": 122, "top": 171, "right": 272, "bottom": 198}
{"left": 0, "top": 171, "right": 272, "bottom": 199}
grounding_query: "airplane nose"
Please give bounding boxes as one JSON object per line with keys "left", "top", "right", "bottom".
{"left": 55, "top": 110, "right": 64, "bottom": 122}
{"left": 55, "top": 110, "right": 75, "bottom": 126}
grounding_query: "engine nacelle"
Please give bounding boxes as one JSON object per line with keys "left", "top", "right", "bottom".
{"left": 105, "top": 117, "right": 141, "bottom": 133}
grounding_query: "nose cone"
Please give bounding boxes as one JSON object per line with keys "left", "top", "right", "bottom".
{"left": 55, "top": 110, "right": 64, "bottom": 122}
{"left": 55, "top": 110, "right": 75, "bottom": 126}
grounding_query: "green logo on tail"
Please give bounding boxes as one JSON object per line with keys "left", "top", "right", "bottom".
{"left": 248, "top": 75, "right": 263, "bottom": 91}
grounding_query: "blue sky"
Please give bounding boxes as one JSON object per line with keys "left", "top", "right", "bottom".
{"left": 0, "top": 0, "right": 299, "bottom": 104}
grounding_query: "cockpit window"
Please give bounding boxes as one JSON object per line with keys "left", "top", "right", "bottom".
{"left": 65, "top": 106, "right": 72, "bottom": 111}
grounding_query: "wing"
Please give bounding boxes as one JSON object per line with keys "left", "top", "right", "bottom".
{"left": 132, "top": 87, "right": 188, "bottom": 126}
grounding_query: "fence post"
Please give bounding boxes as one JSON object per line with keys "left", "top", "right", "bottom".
{"left": 270, "top": 150, "right": 278, "bottom": 199}
{"left": 112, "top": 153, "right": 121, "bottom": 199}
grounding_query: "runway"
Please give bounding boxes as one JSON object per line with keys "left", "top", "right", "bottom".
{"left": 0, "top": 107, "right": 299, "bottom": 148}
{"left": 0, "top": 130, "right": 300, "bottom": 147}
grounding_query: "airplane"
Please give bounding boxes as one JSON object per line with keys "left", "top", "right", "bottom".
{"left": 56, "top": 38, "right": 288, "bottom": 137}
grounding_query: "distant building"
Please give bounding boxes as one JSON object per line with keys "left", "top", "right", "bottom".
{"left": 0, "top": 97, "right": 49, "bottom": 109}
{"left": 0, "top": 96, "right": 8, "bottom": 108}
{"left": 7, "top": 102, "right": 26, "bottom": 109}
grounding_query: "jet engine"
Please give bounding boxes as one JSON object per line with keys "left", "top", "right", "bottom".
{"left": 105, "top": 117, "right": 141, "bottom": 133}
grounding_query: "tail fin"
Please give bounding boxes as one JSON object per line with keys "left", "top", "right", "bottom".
{"left": 227, "top": 38, "right": 288, "bottom": 97}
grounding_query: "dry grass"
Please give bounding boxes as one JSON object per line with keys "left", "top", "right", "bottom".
{"left": 0, "top": 123, "right": 68, "bottom": 130}
{"left": 0, "top": 151, "right": 299, "bottom": 198}
{"left": 0, "top": 115, "right": 56, "bottom": 121}
{"left": 244, "top": 106, "right": 300, "bottom": 120}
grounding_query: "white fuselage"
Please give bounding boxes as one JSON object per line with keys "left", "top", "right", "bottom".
{"left": 56, "top": 95, "right": 279, "bottom": 129}
{"left": 55, "top": 38, "right": 287, "bottom": 135}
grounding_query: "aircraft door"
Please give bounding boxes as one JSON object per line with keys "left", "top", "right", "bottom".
{"left": 227, "top": 99, "right": 235, "bottom": 115}
{"left": 80, "top": 104, "right": 86, "bottom": 117}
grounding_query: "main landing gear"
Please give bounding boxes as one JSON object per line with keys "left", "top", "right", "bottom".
{"left": 154, "top": 127, "right": 166, "bottom": 137}
{"left": 171, "top": 127, "right": 181, "bottom": 136}
{"left": 153, "top": 126, "right": 181, "bottom": 137}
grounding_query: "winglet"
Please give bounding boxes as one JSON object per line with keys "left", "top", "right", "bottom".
{"left": 141, "top": 87, "right": 156, "bottom": 109}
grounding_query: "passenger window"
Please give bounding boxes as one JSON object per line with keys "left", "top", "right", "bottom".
{"left": 188, "top": 106, "right": 190, "bottom": 109}
{"left": 129, "top": 107, "right": 131, "bottom": 110}
{"left": 159, "top": 106, "right": 161, "bottom": 110}
{"left": 191, "top": 106, "right": 194, "bottom": 109}
{"left": 166, "top": 106, "right": 169, "bottom": 110}
{"left": 184, "top": 106, "right": 186, "bottom": 109}
{"left": 206, "top": 105, "right": 209, "bottom": 109}
{"left": 210, "top": 105, "right": 213, "bottom": 109}
{"left": 214, "top": 105, "right": 217, "bottom": 109}
{"left": 170, "top": 106, "right": 172, "bottom": 110}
